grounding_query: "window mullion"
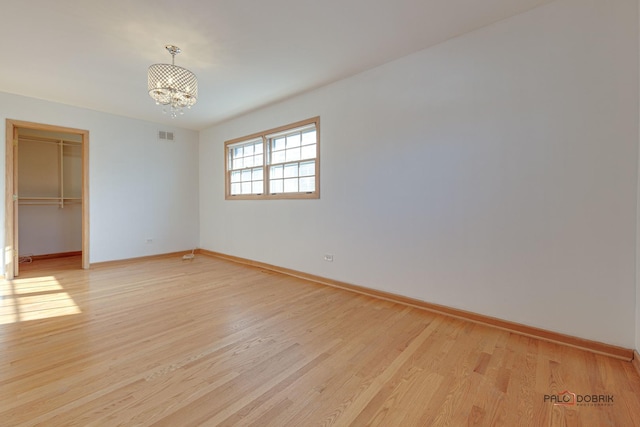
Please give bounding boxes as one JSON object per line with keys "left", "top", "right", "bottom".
{"left": 263, "top": 136, "right": 268, "bottom": 196}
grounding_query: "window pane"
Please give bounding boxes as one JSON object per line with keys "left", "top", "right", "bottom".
{"left": 244, "top": 156, "right": 254, "bottom": 168}
{"left": 252, "top": 181, "right": 263, "bottom": 193}
{"left": 284, "top": 163, "right": 298, "bottom": 178}
{"left": 252, "top": 167, "right": 263, "bottom": 181}
{"left": 273, "top": 137, "right": 285, "bottom": 151}
{"left": 284, "top": 178, "right": 298, "bottom": 193}
{"left": 272, "top": 150, "right": 285, "bottom": 164}
{"left": 270, "top": 165, "right": 283, "bottom": 179}
{"left": 231, "top": 171, "right": 241, "bottom": 183}
{"left": 254, "top": 142, "right": 263, "bottom": 154}
{"left": 286, "top": 148, "right": 301, "bottom": 162}
{"left": 241, "top": 169, "right": 251, "bottom": 182}
{"left": 244, "top": 144, "right": 254, "bottom": 156}
{"left": 270, "top": 179, "right": 283, "bottom": 193}
{"left": 299, "top": 161, "right": 315, "bottom": 177}
{"left": 232, "top": 158, "right": 243, "bottom": 170}
{"left": 255, "top": 154, "right": 263, "bottom": 166}
{"left": 299, "top": 176, "right": 315, "bottom": 192}
{"left": 301, "top": 130, "right": 316, "bottom": 146}
{"left": 231, "top": 183, "right": 241, "bottom": 194}
{"left": 286, "top": 133, "right": 301, "bottom": 148}
{"left": 301, "top": 144, "right": 316, "bottom": 160}
{"left": 241, "top": 182, "right": 251, "bottom": 194}
{"left": 234, "top": 147, "right": 243, "bottom": 157}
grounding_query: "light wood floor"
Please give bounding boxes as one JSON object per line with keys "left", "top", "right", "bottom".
{"left": 1, "top": 254, "right": 639, "bottom": 426}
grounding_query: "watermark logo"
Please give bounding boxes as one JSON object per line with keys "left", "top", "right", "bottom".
{"left": 549, "top": 390, "right": 576, "bottom": 406}
{"left": 543, "top": 391, "right": 614, "bottom": 407}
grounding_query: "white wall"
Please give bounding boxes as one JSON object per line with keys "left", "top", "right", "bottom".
{"left": 0, "top": 91, "right": 200, "bottom": 266}
{"left": 19, "top": 205, "right": 82, "bottom": 256}
{"left": 200, "top": 0, "right": 639, "bottom": 347}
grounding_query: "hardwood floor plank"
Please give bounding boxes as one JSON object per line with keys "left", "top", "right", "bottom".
{"left": 1, "top": 255, "right": 639, "bottom": 426}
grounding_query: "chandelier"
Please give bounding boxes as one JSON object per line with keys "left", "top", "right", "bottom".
{"left": 148, "top": 45, "right": 198, "bottom": 118}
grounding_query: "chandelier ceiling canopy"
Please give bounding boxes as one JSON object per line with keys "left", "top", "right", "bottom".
{"left": 148, "top": 45, "right": 198, "bottom": 118}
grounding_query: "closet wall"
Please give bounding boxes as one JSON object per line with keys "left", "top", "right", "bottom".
{"left": 17, "top": 128, "right": 82, "bottom": 257}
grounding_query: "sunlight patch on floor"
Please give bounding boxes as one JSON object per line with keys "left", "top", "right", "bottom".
{"left": 0, "top": 276, "right": 81, "bottom": 324}
{"left": 11, "top": 276, "right": 64, "bottom": 294}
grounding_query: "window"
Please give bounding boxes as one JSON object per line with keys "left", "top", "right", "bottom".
{"left": 225, "top": 117, "right": 319, "bottom": 199}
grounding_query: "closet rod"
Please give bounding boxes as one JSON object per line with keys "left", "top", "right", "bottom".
{"left": 18, "top": 201, "right": 62, "bottom": 206}
{"left": 19, "top": 197, "right": 62, "bottom": 200}
{"left": 18, "top": 201, "right": 82, "bottom": 206}
{"left": 18, "top": 197, "right": 82, "bottom": 202}
{"left": 18, "top": 202, "right": 61, "bottom": 206}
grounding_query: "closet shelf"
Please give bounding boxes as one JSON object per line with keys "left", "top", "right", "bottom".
{"left": 18, "top": 196, "right": 82, "bottom": 207}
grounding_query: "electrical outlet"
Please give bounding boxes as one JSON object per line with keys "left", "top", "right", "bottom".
{"left": 146, "top": 238, "right": 153, "bottom": 244}
{"left": 324, "top": 254, "right": 334, "bottom": 262}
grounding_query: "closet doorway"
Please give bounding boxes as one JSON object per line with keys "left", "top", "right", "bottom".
{"left": 5, "top": 119, "right": 89, "bottom": 279}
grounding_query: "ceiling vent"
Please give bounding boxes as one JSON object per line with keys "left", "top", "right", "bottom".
{"left": 158, "top": 131, "right": 175, "bottom": 141}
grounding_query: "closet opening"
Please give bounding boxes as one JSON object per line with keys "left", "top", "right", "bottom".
{"left": 4, "top": 120, "right": 89, "bottom": 279}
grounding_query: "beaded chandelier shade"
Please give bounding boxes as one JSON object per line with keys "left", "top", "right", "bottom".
{"left": 148, "top": 45, "right": 198, "bottom": 117}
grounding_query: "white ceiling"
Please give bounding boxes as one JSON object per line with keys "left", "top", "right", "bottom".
{"left": 0, "top": 0, "right": 554, "bottom": 131}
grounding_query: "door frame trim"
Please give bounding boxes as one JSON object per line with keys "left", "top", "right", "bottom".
{"left": 4, "top": 119, "right": 90, "bottom": 279}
